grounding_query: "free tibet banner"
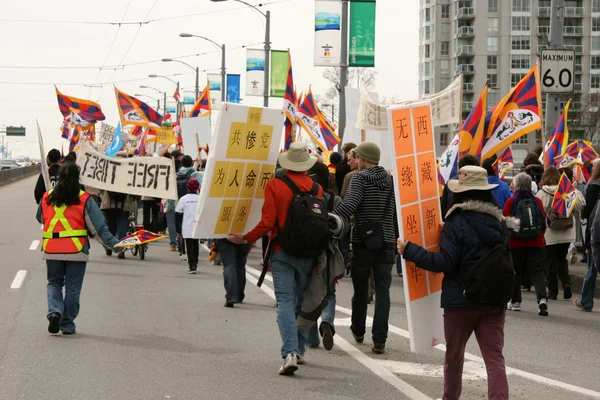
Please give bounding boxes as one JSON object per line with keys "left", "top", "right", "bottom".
{"left": 77, "top": 141, "right": 178, "bottom": 200}
{"left": 192, "top": 103, "right": 285, "bottom": 239}
{"left": 387, "top": 102, "right": 445, "bottom": 353}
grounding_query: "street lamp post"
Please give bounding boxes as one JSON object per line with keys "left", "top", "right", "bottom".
{"left": 162, "top": 59, "right": 199, "bottom": 100}
{"left": 140, "top": 85, "right": 167, "bottom": 115}
{"left": 180, "top": 33, "right": 226, "bottom": 102}
{"left": 135, "top": 94, "right": 160, "bottom": 113}
{"left": 322, "top": 103, "right": 336, "bottom": 125}
{"left": 210, "top": 0, "right": 270, "bottom": 107}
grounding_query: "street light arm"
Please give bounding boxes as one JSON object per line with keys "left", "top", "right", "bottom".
{"left": 228, "top": 0, "right": 267, "bottom": 17}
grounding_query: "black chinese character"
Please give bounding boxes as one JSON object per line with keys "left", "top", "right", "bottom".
{"left": 246, "top": 131, "right": 257, "bottom": 150}
{"left": 396, "top": 117, "right": 408, "bottom": 139}
{"left": 410, "top": 264, "right": 423, "bottom": 283}
{"left": 401, "top": 165, "right": 414, "bottom": 187}
{"left": 420, "top": 161, "right": 433, "bottom": 182}
{"left": 245, "top": 169, "right": 256, "bottom": 188}
{"left": 215, "top": 168, "right": 226, "bottom": 185}
{"left": 231, "top": 129, "right": 242, "bottom": 146}
{"left": 417, "top": 116, "right": 428, "bottom": 136}
{"left": 260, "top": 172, "right": 272, "bottom": 188}
{"left": 425, "top": 208, "right": 437, "bottom": 230}
{"left": 236, "top": 206, "right": 247, "bottom": 222}
{"left": 406, "top": 214, "right": 418, "bottom": 235}
{"left": 260, "top": 132, "right": 269, "bottom": 148}
{"left": 249, "top": 112, "right": 261, "bottom": 123}
{"left": 228, "top": 170, "right": 240, "bottom": 187}
{"left": 221, "top": 206, "right": 233, "bottom": 222}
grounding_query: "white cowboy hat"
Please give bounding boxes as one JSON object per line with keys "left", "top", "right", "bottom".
{"left": 448, "top": 165, "right": 498, "bottom": 193}
{"left": 278, "top": 141, "right": 318, "bottom": 172}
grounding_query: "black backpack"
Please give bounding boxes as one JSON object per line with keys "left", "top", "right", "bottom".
{"left": 461, "top": 222, "right": 515, "bottom": 306}
{"left": 276, "top": 176, "right": 330, "bottom": 258}
{"left": 512, "top": 197, "right": 544, "bottom": 239}
{"left": 176, "top": 169, "right": 194, "bottom": 199}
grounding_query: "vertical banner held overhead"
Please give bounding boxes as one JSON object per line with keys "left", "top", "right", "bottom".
{"left": 387, "top": 102, "right": 445, "bottom": 353}
{"left": 246, "top": 48, "right": 266, "bottom": 97}
{"left": 207, "top": 73, "right": 222, "bottom": 111}
{"left": 226, "top": 74, "right": 241, "bottom": 103}
{"left": 314, "top": 0, "right": 343, "bottom": 66}
{"left": 270, "top": 50, "right": 288, "bottom": 98}
{"left": 349, "top": 0, "right": 376, "bottom": 67}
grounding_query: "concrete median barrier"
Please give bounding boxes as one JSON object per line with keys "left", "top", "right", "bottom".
{"left": 0, "top": 166, "right": 40, "bottom": 187}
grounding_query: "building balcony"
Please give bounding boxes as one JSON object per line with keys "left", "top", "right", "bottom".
{"left": 462, "top": 101, "right": 474, "bottom": 112}
{"left": 463, "top": 82, "right": 474, "bottom": 93}
{"left": 456, "top": 26, "right": 475, "bottom": 38}
{"left": 576, "top": 64, "right": 583, "bottom": 72}
{"left": 456, "top": 64, "right": 475, "bottom": 75}
{"left": 575, "top": 83, "right": 583, "bottom": 92}
{"left": 565, "top": 7, "right": 585, "bottom": 17}
{"left": 565, "top": 44, "right": 584, "bottom": 54}
{"left": 457, "top": 7, "right": 475, "bottom": 20}
{"left": 538, "top": 7, "right": 550, "bottom": 17}
{"left": 564, "top": 25, "right": 584, "bottom": 36}
{"left": 538, "top": 26, "right": 550, "bottom": 36}
{"left": 456, "top": 45, "right": 474, "bottom": 56}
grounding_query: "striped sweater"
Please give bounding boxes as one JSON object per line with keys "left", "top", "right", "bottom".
{"left": 334, "top": 166, "right": 399, "bottom": 245}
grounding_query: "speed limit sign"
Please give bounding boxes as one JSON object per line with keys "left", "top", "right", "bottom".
{"left": 541, "top": 49, "right": 575, "bottom": 93}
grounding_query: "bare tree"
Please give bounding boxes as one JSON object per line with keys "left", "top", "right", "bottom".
{"left": 321, "top": 67, "right": 378, "bottom": 104}
{"left": 570, "top": 93, "right": 600, "bottom": 142}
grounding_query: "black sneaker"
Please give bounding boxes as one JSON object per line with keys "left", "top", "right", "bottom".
{"left": 188, "top": 269, "right": 197, "bottom": 274}
{"left": 105, "top": 248, "right": 112, "bottom": 256}
{"left": 321, "top": 322, "right": 334, "bottom": 351}
{"left": 350, "top": 328, "right": 364, "bottom": 344}
{"left": 47, "top": 313, "right": 61, "bottom": 334}
{"left": 61, "top": 330, "right": 76, "bottom": 335}
{"left": 538, "top": 299, "right": 549, "bottom": 317}
{"left": 117, "top": 252, "right": 125, "bottom": 260}
{"left": 548, "top": 293, "right": 558, "bottom": 300}
{"left": 372, "top": 343, "right": 385, "bottom": 354}
{"left": 224, "top": 302, "right": 234, "bottom": 308}
{"left": 564, "top": 285, "right": 573, "bottom": 300}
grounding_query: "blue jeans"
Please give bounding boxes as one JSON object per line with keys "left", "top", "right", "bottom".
{"left": 582, "top": 245, "right": 600, "bottom": 309}
{"left": 270, "top": 251, "right": 315, "bottom": 358}
{"left": 46, "top": 260, "right": 87, "bottom": 333}
{"left": 165, "top": 211, "right": 177, "bottom": 246}
{"left": 216, "top": 239, "right": 252, "bottom": 303}
{"left": 307, "top": 285, "right": 336, "bottom": 347}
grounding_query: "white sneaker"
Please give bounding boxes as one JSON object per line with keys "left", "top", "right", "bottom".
{"left": 569, "top": 245, "right": 578, "bottom": 264}
{"left": 180, "top": 254, "right": 187, "bottom": 261}
{"left": 296, "top": 355, "right": 305, "bottom": 365}
{"left": 278, "top": 353, "right": 298, "bottom": 376}
{"left": 508, "top": 302, "right": 521, "bottom": 311}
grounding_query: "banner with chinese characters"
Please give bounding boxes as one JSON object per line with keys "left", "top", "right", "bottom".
{"left": 208, "top": 73, "right": 222, "bottom": 111}
{"left": 349, "top": 0, "right": 376, "bottom": 67}
{"left": 314, "top": 0, "right": 342, "bottom": 66}
{"left": 387, "top": 102, "right": 444, "bottom": 353}
{"left": 192, "top": 103, "right": 285, "bottom": 238}
{"left": 246, "top": 48, "right": 265, "bottom": 97}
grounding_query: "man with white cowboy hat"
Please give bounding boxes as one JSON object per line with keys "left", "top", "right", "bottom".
{"left": 230, "top": 141, "right": 326, "bottom": 376}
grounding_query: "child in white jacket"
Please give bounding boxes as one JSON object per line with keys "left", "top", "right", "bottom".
{"left": 176, "top": 178, "right": 200, "bottom": 274}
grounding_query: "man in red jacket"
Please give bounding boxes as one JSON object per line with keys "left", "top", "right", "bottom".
{"left": 229, "top": 141, "right": 322, "bottom": 376}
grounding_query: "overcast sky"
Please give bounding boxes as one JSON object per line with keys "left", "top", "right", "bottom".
{"left": 0, "top": 0, "right": 418, "bottom": 159}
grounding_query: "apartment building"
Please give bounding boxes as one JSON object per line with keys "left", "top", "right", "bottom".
{"left": 420, "top": 0, "right": 600, "bottom": 164}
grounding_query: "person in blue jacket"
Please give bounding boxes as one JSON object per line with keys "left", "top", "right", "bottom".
{"left": 482, "top": 156, "right": 512, "bottom": 210}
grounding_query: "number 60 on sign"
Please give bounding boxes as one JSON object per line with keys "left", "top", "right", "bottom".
{"left": 540, "top": 49, "right": 575, "bottom": 93}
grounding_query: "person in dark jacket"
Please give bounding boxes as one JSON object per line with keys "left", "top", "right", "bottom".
{"left": 482, "top": 156, "right": 512, "bottom": 210}
{"left": 398, "top": 165, "right": 514, "bottom": 400}
{"left": 574, "top": 159, "right": 600, "bottom": 311}
{"left": 440, "top": 154, "right": 479, "bottom": 221}
{"left": 34, "top": 149, "right": 62, "bottom": 204}
{"left": 522, "top": 153, "right": 544, "bottom": 194}
{"left": 335, "top": 142, "right": 357, "bottom": 194}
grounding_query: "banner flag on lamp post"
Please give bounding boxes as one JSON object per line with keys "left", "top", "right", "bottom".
{"left": 314, "top": 0, "right": 342, "bottom": 67}
{"left": 207, "top": 73, "right": 222, "bottom": 110}
{"left": 270, "top": 50, "right": 288, "bottom": 98}
{"left": 246, "top": 48, "right": 265, "bottom": 97}
{"left": 226, "top": 74, "right": 241, "bottom": 103}
{"left": 349, "top": 0, "right": 376, "bottom": 67}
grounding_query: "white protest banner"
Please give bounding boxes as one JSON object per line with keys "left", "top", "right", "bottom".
{"left": 36, "top": 119, "right": 50, "bottom": 190}
{"left": 208, "top": 73, "right": 222, "bottom": 111}
{"left": 314, "top": 0, "right": 342, "bottom": 66}
{"left": 180, "top": 117, "right": 212, "bottom": 161}
{"left": 246, "top": 49, "right": 265, "bottom": 97}
{"left": 100, "top": 122, "right": 116, "bottom": 148}
{"left": 77, "top": 141, "right": 178, "bottom": 200}
{"left": 358, "top": 75, "right": 463, "bottom": 131}
{"left": 192, "top": 103, "right": 285, "bottom": 239}
{"left": 387, "top": 102, "right": 445, "bottom": 353}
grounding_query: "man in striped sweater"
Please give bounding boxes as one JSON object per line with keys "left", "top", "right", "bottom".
{"left": 334, "top": 141, "right": 398, "bottom": 354}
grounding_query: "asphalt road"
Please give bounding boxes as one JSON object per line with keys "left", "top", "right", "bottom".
{"left": 1, "top": 176, "right": 600, "bottom": 400}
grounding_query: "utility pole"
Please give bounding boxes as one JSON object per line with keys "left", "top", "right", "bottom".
{"left": 339, "top": 0, "right": 349, "bottom": 142}
{"left": 163, "top": 91, "right": 167, "bottom": 117}
{"left": 221, "top": 44, "right": 227, "bottom": 102}
{"left": 544, "top": 0, "right": 565, "bottom": 146}
{"left": 264, "top": 10, "right": 271, "bottom": 107}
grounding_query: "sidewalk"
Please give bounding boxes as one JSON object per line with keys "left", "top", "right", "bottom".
{"left": 569, "top": 255, "right": 600, "bottom": 298}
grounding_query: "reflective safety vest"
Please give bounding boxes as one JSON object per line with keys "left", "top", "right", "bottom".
{"left": 41, "top": 190, "right": 90, "bottom": 254}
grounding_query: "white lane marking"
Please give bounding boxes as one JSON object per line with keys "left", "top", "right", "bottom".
{"left": 29, "top": 240, "right": 40, "bottom": 250}
{"left": 381, "top": 360, "right": 487, "bottom": 382}
{"left": 246, "top": 266, "right": 600, "bottom": 399}
{"left": 10, "top": 270, "right": 27, "bottom": 289}
{"left": 244, "top": 271, "right": 432, "bottom": 400}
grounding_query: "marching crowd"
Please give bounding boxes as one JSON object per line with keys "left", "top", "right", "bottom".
{"left": 33, "top": 139, "right": 599, "bottom": 400}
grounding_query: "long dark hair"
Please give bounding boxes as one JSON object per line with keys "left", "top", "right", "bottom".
{"left": 47, "top": 163, "right": 82, "bottom": 207}
{"left": 452, "top": 189, "right": 499, "bottom": 209}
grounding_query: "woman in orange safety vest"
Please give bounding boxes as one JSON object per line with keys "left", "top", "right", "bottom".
{"left": 36, "top": 162, "right": 123, "bottom": 335}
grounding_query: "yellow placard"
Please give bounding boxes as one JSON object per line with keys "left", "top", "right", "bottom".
{"left": 239, "top": 162, "right": 260, "bottom": 199}
{"left": 156, "top": 126, "right": 175, "bottom": 145}
{"left": 214, "top": 200, "right": 238, "bottom": 235}
{"left": 240, "top": 107, "right": 263, "bottom": 159}
{"left": 226, "top": 122, "right": 246, "bottom": 159}
{"left": 208, "top": 161, "right": 230, "bottom": 198}
{"left": 254, "top": 124, "right": 274, "bottom": 161}
{"left": 256, "top": 164, "right": 275, "bottom": 199}
{"left": 229, "top": 199, "right": 253, "bottom": 233}
{"left": 224, "top": 162, "right": 245, "bottom": 198}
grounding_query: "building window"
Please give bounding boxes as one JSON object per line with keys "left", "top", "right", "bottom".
{"left": 593, "top": 18, "right": 600, "bottom": 32}
{"left": 424, "top": 80, "right": 430, "bottom": 95}
{"left": 511, "top": 55, "right": 530, "bottom": 69}
{"left": 425, "top": 7, "right": 430, "bottom": 23}
{"left": 512, "top": 0, "right": 531, "bottom": 12}
{"left": 424, "top": 26, "right": 430, "bottom": 40}
{"left": 511, "top": 73, "right": 526, "bottom": 87}
{"left": 488, "top": 37, "right": 499, "bottom": 52}
{"left": 440, "top": 60, "right": 450, "bottom": 74}
{"left": 511, "top": 16, "right": 531, "bottom": 32}
{"left": 487, "top": 74, "right": 498, "bottom": 88}
{"left": 592, "top": 75, "right": 600, "bottom": 89}
{"left": 440, "top": 131, "right": 449, "bottom": 147}
{"left": 594, "top": 0, "right": 600, "bottom": 12}
{"left": 441, "top": 41, "right": 450, "bottom": 55}
{"left": 441, "top": 4, "right": 450, "bottom": 19}
{"left": 511, "top": 35, "right": 531, "bottom": 50}
{"left": 488, "top": 17, "right": 499, "bottom": 33}
{"left": 440, "top": 23, "right": 450, "bottom": 38}
{"left": 593, "top": 37, "right": 600, "bottom": 51}
{"left": 489, "top": 0, "right": 498, "bottom": 12}
{"left": 424, "top": 44, "right": 430, "bottom": 58}
{"left": 440, "top": 77, "right": 450, "bottom": 90}
{"left": 592, "top": 56, "right": 600, "bottom": 70}
{"left": 515, "top": 135, "right": 529, "bottom": 145}
{"left": 487, "top": 92, "right": 498, "bottom": 110}
{"left": 487, "top": 55, "right": 498, "bottom": 70}
{"left": 424, "top": 62, "right": 430, "bottom": 77}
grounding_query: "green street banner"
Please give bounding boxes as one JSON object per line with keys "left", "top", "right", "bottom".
{"left": 349, "top": 0, "right": 376, "bottom": 67}
{"left": 270, "top": 50, "right": 288, "bottom": 98}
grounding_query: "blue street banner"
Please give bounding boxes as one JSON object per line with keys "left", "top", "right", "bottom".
{"left": 226, "top": 74, "right": 241, "bottom": 103}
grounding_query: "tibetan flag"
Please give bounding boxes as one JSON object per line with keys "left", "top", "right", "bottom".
{"left": 115, "top": 87, "right": 164, "bottom": 128}
{"left": 555, "top": 141, "right": 579, "bottom": 169}
{"left": 544, "top": 100, "right": 571, "bottom": 167}
{"left": 481, "top": 65, "right": 542, "bottom": 160}
{"left": 297, "top": 89, "right": 341, "bottom": 151}
{"left": 129, "top": 125, "right": 144, "bottom": 138}
{"left": 188, "top": 84, "right": 211, "bottom": 118}
{"left": 551, "top": 173, "right": 579, "bottom": 218}
{"left": 56, "top": 87, "right": 106, "bottom": 128}
{"left": 283, "top": 52, "right": 297, "bottom": 124}
{"left": 284, "top": 119, "right": 295, "bottom": 150}
{"left": 494, "top": 146, "right": 514, "bottom": 179}
{"left": 69, "top": 127, "right": 81, "bottom": 152}
{"left": 438, "top": 133, "right": 460, "bottom": 185}
{"left": 578, "top": 140, "right": 598, "bottom": 164}
{"left": 138, "top": 130, "right": 148, "bottom": 157}
{"left": 173, "top": 86, "right": 181, "bottom": 103}
{"left": 461, "top": 83, "right": 488, "bottom": 158}
{"left": 114, "top": 230, "right": 167, "bottom": 248}
{"left": 61, "top": 119, "right": 70, "bottom": 140}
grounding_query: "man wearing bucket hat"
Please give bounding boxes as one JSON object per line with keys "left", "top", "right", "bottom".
{"left": 398, "top": 165, "right": 515, "bottom": 399}
{"left": 230, "top": 141, "right": 325, "bottom": 376}
{"left": 334, "top": 141, "right": 398, "bottom": 355}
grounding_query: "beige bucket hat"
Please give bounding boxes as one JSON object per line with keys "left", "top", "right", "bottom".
{"left": 448, "top": 165, "right": 498, "bottom": 193}
{"left": 278, "top": 141, "right": 318, "bottom": 172}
